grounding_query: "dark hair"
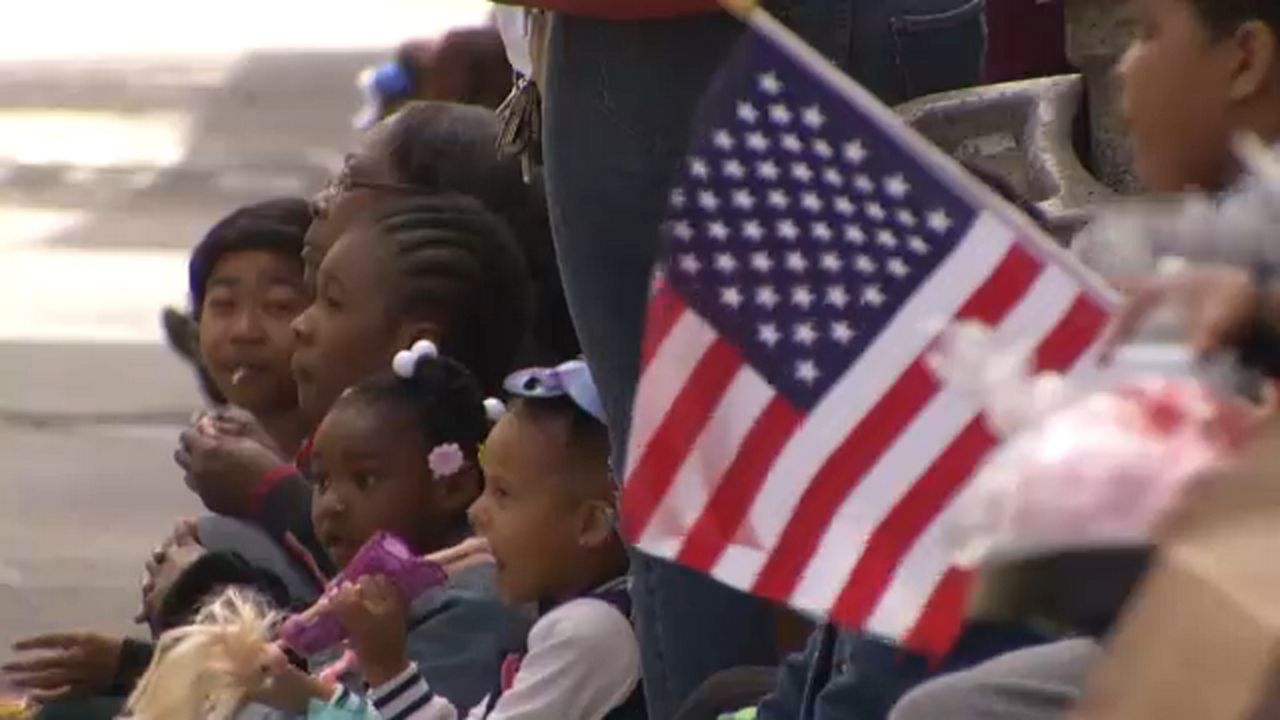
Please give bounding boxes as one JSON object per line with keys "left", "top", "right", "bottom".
{"left": 382, "top": 102, "right": 580, "bottom": 361}
{"left": 369, "top": 194, "right": 532, "bottom": 396}
{"left": 1190, "top": 0, "right": 1280, "bottom": 39}
{"left": 189, "top": 198, "right": 311, "bottom": 317}
{"left": 510, "top": 395, "right": 610, "bottom": 459}
{"left": 343, "top": 352, "right": 491, "bottom": 462}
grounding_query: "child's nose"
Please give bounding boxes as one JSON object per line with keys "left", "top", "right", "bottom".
{"left": 467, "top": 496, "right": 487, "bottom": 532}
{"left": 291, "top": 306, "right": 315, "bottom": 344}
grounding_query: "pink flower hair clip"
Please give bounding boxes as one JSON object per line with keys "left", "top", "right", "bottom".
{"left": 428, "top": 443, "right": 466, "bottom": 480}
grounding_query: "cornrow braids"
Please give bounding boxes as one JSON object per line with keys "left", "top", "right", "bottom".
{"left": 383, "top": 101, "right": 580, "bottom": 360}
{"left": 343, "top": 354, "right": 490, "bottom": 462}
{"left": 371, "top": 194, "right": 532, "bottom": 395}
{"left": 1189, "top": 0, "right": 1280, "bottom": 40}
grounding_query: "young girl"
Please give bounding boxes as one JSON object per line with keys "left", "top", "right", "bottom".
{"left": 296, "top": 359, "right": 643, "bottom": 720}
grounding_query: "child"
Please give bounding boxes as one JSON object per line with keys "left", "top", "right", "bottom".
{"left": 301, "top": 341, "right": 516, "bottom": 709}
{"left": 1118, "top": 0, "right": 1280, "bottom": 194}
{"left": 301, "top": 359, "right": 643, "bottom": 720}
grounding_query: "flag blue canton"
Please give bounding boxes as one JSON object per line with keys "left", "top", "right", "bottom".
{"left": 661, "top": 30, "right": 979, "bottom": 409}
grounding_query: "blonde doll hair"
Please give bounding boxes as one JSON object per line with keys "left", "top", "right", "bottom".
{"left": 125, "top": 589, "right": 279, "bottom": 720}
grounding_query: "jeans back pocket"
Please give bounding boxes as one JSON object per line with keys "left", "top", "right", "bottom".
{"left": 891, "top": 0, "right": 987, "bottom": 101}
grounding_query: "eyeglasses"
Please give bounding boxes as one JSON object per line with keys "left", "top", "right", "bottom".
{"left": 309, "top": 155, "right": 431, "bottom": 220}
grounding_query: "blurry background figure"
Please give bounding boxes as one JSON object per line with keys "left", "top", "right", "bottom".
{"left": 354, "top": 21, "right": 513, "bottom": 130}
{"left": 984, "top": 0, "right": 1072, "bottom": 83}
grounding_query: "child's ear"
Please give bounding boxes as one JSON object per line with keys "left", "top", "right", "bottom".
{"left": 1228, "top": 20, "right": 1279, "bottom": 102}
{"left": 578, "top": 500, "right": 616, "bottom": 549}
{"left": 394, "top": 321, "right": 444, "bottom": 354}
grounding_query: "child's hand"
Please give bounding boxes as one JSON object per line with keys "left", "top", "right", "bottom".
{"left": 176, "top": 427, "right": 286, "bottom": 516}
{"left": 329, "top": 577, "right": 409, "bottom": 687}
{"left": 254, "top": 643, "right": 334, "bottom": 713}
{"left": 2, "top": 632, "right": 123, "bottom": 701}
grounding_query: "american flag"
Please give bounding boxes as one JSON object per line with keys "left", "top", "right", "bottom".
{"left": 620, "top": 9, "right": 1117, "bottom": 653}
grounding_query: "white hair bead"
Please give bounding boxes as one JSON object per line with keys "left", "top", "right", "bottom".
{"left": 483, "top": 397, "right": 507, "bottom": 422}
{"left": 410, "top": 339, "right": 438, "bottom": 359}
{"left": 392, "top": 350, "right": 417, "bottom": 379}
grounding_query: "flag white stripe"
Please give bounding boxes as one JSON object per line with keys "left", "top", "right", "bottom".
{"left": 626, "top": 311, "right": 719, "bottom": 476}
{"left": 638, "top": 364, "right": 776, "bottom": 549}
{"left": 788, "top": 263, "right": 1082, "bottom": 612}
{"left": 864, "top": 335, "right": 1105, "bottom": 639}
{"left": 710, "top": 212, "right": 1018, "bottom": 584}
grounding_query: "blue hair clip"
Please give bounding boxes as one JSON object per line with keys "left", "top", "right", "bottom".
{"left": 504, "top": 359, "right": 606, "bottom": 424}
{"left": 353, "top": 61, "right": 413, "bottom": 131}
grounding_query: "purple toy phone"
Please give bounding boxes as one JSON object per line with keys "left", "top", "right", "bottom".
{"left": 279, "top": 533, "right": 447, "bottom": 655}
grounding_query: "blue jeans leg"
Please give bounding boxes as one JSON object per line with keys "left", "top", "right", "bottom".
{"left": 542, "top": 5, "right": 986, "bottom": 717}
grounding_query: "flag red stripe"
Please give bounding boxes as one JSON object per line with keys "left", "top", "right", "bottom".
{"left": 832, "top": 290, "right": 1106, "bottom": 635}
{"left": 829, "top": 418, "right": 995, "bottom": 625}
{"left": 750, "top": 245, "right": 1040, "bottom": 602}
{"left": 675, "top": 395, "right": 804, "bottom": 572}
{"left": 639, "top": 284, "right": 687, "bottom": 371}
{"left": 622, "top": 338, "right": 745, "bottom": 542}
{"left": 902, "top": 568, "right": 972, "bottom": 656}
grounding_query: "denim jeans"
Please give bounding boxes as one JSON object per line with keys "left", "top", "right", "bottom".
{"left": 542, "top": 3, "right": 986, "bottom": 717}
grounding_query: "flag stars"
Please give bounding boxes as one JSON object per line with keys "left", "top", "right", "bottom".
{"left": 758, "top": 323, "right": 782, "bottom": 347}
{"left": 776, "top": 218, "right": 800, "bottom": 240}
{"left": 677, "top": 253, "right": 702, "bottom": 275}
{"left": 800, "top": 191, "right": 824, "bottom": 213}
{"left": 750, "top": 251, "right": 774, "bottom": 273}
{"left": 927, "top": 209, "right": 954, "bottom": 234}
{"left": 819, "top": 252, "right": 843, "bottom": 274}
{"left": 768, "top": 103, "right": 793, "bottom": 126}
{"left": 801, "top": 105, "right": 826, "bottom": 130}
{"left": 812, "top": 138, "right": 834, "bottom": 159}
{"left": 756, "top": 159, "right": 781, "bottom": 181}
{"left": 843, "top": 224, "right": 867, "bottom": 245}
{"left": 743, "top": 219, "right": 766, "bottom": 242}
{"left": 736, "top": 102, "right": 760, "bottom": 125}
{"left": 908, "top": 235, "right": 931, "bottom": 255}
{"left": 732, "top": 188, "right": 757, "bottom": 211}
{"left": 862, "top": 284, "right": 887, "bottom": 307}
{"left": 895, "top": 208, "right": 917, "bottom": 228}
{"left": 713, "top": 129, "right": 736, "bottom": 151}
{"left": 843, "top": 140, "right": 869, "bottom": 165}
{"left": 720, "top": 286, "right": 744, "bottom": 309}
{"left": 883, "top": 174, "right": 910, "bottom": 199}
{"left": 811, "top": 221, "right": 834, "bottom": 242}
{"left": 756, "top": 285, "right": 781, "bottom": 309}
{"left": 781, "top": 133, "right": 804, "bottom": 154}
{"left": 767, "top": 190, "right": 791, "bottom": 211}
{"left": 795, "top": 360, "right": 821, "bottom": 386}
{"left": 822, "top": 167, "right": 845, "bottom": 188}
{"left": 785, "top": 251, "right": 809, "bottom": 273}
{"left": 791, "top": 162, "right": 815, "bottom": 184}
{"left": 825, "top": 284, "right": 851, "bottom": 309}
{"left": 698, "top": 190, "right": 720, "bottom": 212}
{"left": 887, "top": 257, "right": 911, "bottom": 279}
{"left": 865, "top": 202, "right": 887, "bottom": 222}
{"left": 855, "top": 254, "right": 878, "bottom": 274}
{"left": 714, "top": 252, "right": 738, "bottom": 274}
{"left": 876, "top": 229, "right": 897, "bottom": 249}
{"left": 746, "top": 131, "right": 771, "bottom": 153}
{"left": 792, "top": 321, "right": 819, "bottom": 347}
{"left": 854, "top": 174, "right": 876, "bottom": 195}
{"left": 830, "top": 320, "right": 856, "bottom": 344}
{"left": 758, "top": 71, "right": 784, "bottom": 96}
{"left": 722, "top": 159, "right": 747, "bottom": 180}
{"left": 670, "top": 188, "right": 687, "bottom": 209}
{"left": 707, "top": 220, "right": 730, "bottom": 241}
{"left": 791, "top": 285, "right": 815, "bottom": 309}
{"left": 833, "top": 196, "right": 856, "bottom": 217}
{"left": 670, "top": 220, "right": 694, "bottom": 241}
{"left": 689, "top": 157, "right": 710, "bottom": 180}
